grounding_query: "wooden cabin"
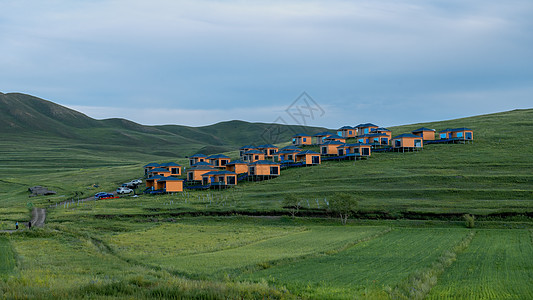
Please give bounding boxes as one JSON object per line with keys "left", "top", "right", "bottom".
{"left": 143, "top": 163, "right": 160, "bottom": 176}
{"left": 371, "top": 127, "right": 392, "bottom": 140}
{"left": 159, "top": 162, "right": 182, "bottom": 176}
{"left": 248, "top": 160, "right": 281, "bottom": 178}
{"left": 357, "top": 133, "right": 389, "bottom": 145}
{"left": 292, "top": 133, "right": 312, "bottom": 146}
{"left": 412, "top": 127, "right": 436, "bottom": 141}
{"left": 438, "top": 128, "right": 474, "bottom": 140}
{"left": 337, "top": 126, "right": 356, "bottom": 138}
{"left": 157, "top": 177, "right": 184, "bottom": 193}
{"left": 355, "top": 123, "right": 379, "bottom": 136}
{"left": 188, "top": 154, "right": 208, "bottom": 166}
{"left": 225, "top": 160, "right": 249, "bottom": 174}
{"left": 313, "top": 132, "right": 335, "bottom": 145}
{"left": 295, "top": 150, "right": 321, "bottom": 165}
{"left": 239, "top": 145, "right": 256, "bottom": 157}
{"left": 201, "top": 171, "right": 237, "bottom": 187}
{"left": 187, "top": 165, "right": 217, "bottom": 182}
{"left": 324, "top": 135, "right": 347, "bottom": 143}
{"left": 206, "top": 154, "right": 231, "bottom": 168}
{"left": 243, "top": 150, "right": 266, "bottom": 163}
{"left": 256, "top": 144, "right": 279, "bottom": 158}
{"left": 147, "top": 167, "right": 171, "bottom": 177}
{"left": 339, "top": 143, "right": 371, "bottom": 156}
{"left": 145, "top": 175, "right": 165, "bottom": 189}
{"left": 391, "top": 134, "right": 423, "bottom": 148}
{"left": 321, "top": 141, "right": 345, "bottom": 155}
{"left": 276, "top": 149, "right": 302, "bottom": 162}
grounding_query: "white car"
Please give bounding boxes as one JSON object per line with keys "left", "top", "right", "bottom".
{"left": 116, "top": 187, "right": 133, "bottom": 194}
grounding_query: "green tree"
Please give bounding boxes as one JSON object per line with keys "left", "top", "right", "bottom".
{"left": 329, "top": 193, "right": 358, "bottom": 225}
{"left": 282, "top": 194, "right": 301, "bottom": 218}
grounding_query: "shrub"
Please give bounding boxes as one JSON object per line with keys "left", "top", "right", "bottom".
{"left": 463, "top": 214, "right": 475, "bottom": 228}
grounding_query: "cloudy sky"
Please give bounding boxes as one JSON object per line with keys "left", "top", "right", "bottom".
{"left": 1, "top": 0, "right": 532, "bottom": 128}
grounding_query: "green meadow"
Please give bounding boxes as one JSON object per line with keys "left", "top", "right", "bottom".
{"left": 1, "top": 107, "right": 533, "bottom": 298}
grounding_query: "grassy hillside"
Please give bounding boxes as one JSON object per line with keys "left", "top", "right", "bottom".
{"left": 0, "top": 92, "right": 327, "bottom": 158}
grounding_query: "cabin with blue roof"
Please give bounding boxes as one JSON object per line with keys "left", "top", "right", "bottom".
{"left": 145, "top": 175, "right": 165, "bottom": 189}
{"left": 248, "top": 160, "right": 280, "bottom": 178}
{"left": 147, "top": 167, "right": 172, "bottom": 177}
{"left": 276, "top": 148, "right": 302, "bottom": 163}
{"left": 295, "top": 150, "right": 321, "bottom": 165}
{"left": 412, "top": 127, "right": 436, "bottom": 141}
{"left": 439, "top": 128, "right": 474, "bottom": 141}
{"left": 313, "top": 132, "right": 335, "bottom": 145}
{"left": 321, "top": 140, "right": 345, "bottom": 155}
{"left": 143, "top": 163, "right": 160, "bottom": 176}
{"left": 292, "top": 133, "right": 312, "bottom": 146}
{"left": 357, "top": 133, "right": 389, "bottom": 145}
{"left": 256, "top": 144, "right": 279, "bottom": 158}
{"left": 338, "top": 143, "right": 371, "bottom": 157}
{"left": 324, "top": 135, "right": 347, "bottom": 143}
{"left": 392, "top": 133, "right": 423, "bottom": 149}
{"left": 337, "top": 126, "right": 356, "bottom": 138}
{"left": 187, "top": 165, "right": 217, "bottom": 182}
{"left": 156, "top": 177, "right": 184, "bottom": 193}
{"left": 243, "top": 149, "right": 266, "bottom": 162}
{"left": 239, "top": 145, "right": 256, "bottom": 157}
{"left": 159, "top": 162, "right": 182, "bottom": 176}
{"left": 206, "top": 154, "right": 231, "bottom": 168}
{"left": 189, "top": 154, "right": 208, "bottom": 166}
{"left": 355, "top": 123, "right": 379, "bottom": 136}
{"left": 371, "top": 127, "right": 392, "bottom": 140}
{"left": 225, "top": 160, "right": 249, "bottom": 174}
{"left": 202, "top": 170, "right": 237, "bottom": 187}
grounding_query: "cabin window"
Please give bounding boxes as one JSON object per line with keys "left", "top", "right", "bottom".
{"left": 373, "top": 138, "right": 379, "bottom": 143}
{"left": 346, "top": 148, "right": 350, "bottom": 154}
{"left": 362, "top": 148, "right": 370, "bottom": 156}
{"left": 440, "top": 133, "right": 446, "bottom": 139}
{"left": 466, "top": 132, "right": 472, "bottom": 139}
{"left": 349, "top": 130, "right": 352, "bottom": 135}
{"left": 358, "top": 138, "right": 364, "bottom": 143}
{"left": 202, "top": 177, "right": 208, "bottom": 185}
{"left": 171, "top": 168, "right": 179, "bottom": 175}
{"left": 188, "top": 173, "right": 193, "bottom": 180}
{"left": 218, "top": 177, "right": 225, "bottom": 183}
{"left": 270, "top": 166, "right": 279, "bottom": 175}
{"left": 382, "top": 138, "right": 388, "bottom": 145}
{"left": 239, "top": 150, "right": 244, "bottom": 156}
{"left": 189, "top": 160, "right": 194, "bottom": 166}
{"left": 249, "top": 167, "right": 255, "bottom": 175}
{"left": 395, "top": 140, "right": 401, "bottom": 147}
{"left": 269, "top": 149, "right": 275, "bottom": 155}
{"left": 303, "top": 138, "right": 307, "bottom": 142}
{"left": 337, "top": 131, "right": 342, "bottom": 137}
{"left": 312, "top": 156, "right": 320, "bottom": 164}
{"left": 292, "top": 138, "right": 296, "bottom": 144}
{"left": 354, "top": 148, "right": 360, "bottom": 154}
{"left": 456, "top": 132, "right": 463, "bottom": 138}
{"left": 254, "top": 155, "right": 259, "bottom": 160}
{"left": 228, "top": 176, "right": 236, "bottom": 185}
{"left": 415, "top": 140, "right": 422, "bottom": 147}
{"left": 288, "top": 155, "right": 293, "bottom": 161}
{"left": 338, "top": 149, "right": 344, "bottom": 156}
{"left": 321, "top": 147, "right": 327, "bottom": 154}
{"left": 364, "top": 128, "right": 369, "bottom": 134}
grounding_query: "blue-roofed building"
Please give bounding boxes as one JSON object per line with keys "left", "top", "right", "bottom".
{"left": 188, "top": 154, "right": 208, "bottom": 166}
{"left": 391, "top": 133, "right": 423, "bottom": 148}
{"left": 256, "top": 144, "right": 279, "bottom": 158}
{"left": 337, "top": 126, "right": 356, "bottom": 138}
{"left": 239, "top": 145, "right": 256, "bottom": 157}
{"left": 292, "top": 133, "right": 312, "bottom": 146}
{"left": 412, "top": 127, "right": 436, "bottom": 141}
{"left": 438, "top": 128, "right": 474, "bottom": 141}
{"left": 356, "top": 133, "right": 389, "bottom": 145}
{"left": 313, "top": 131, "right": 335, "bottom": 145}
{"left": 355, "top": 123, "right": 379, "bottom": 136}
{"left": 201, "top": 170, "right": 238, "bottom": 187}
{"left": 320, "top": 140, "right": 345, "bottom": 155}
{"left": 295, "top": 150, "right": 321, "bottom": 165}
{"left": 206, "top": 154, "right": 231, "bottom": 168}
{"left": 243, "top": 149, "right": 266, "bottom": 162}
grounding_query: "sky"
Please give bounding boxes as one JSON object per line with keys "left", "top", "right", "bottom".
{"left": 1, "top": 0, "right": 532, "bottom": 128}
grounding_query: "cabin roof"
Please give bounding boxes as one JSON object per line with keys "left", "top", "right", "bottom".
{"left": 239, "top": 145, "right": 256, "bottom": 149}
{"left": 355, "top": 123, "right": 378, "bottom": 128}
{"left": 189, "top": 153, "right": 207, "bottom": 158}
{"left": 296, "top": 150, "right": 320, "bottom": 155}
{"left": 159, "top": 162, "right": 181, "bottom": 167}
{"left": 292, "top": 133, "right": 311, "bottom": 137}
{"left": 439, "top": 127, "right": 473, "bottom": 133}
{"left": 188, "top": 166, "right": 217, "bottom": 171}
{"left": 322, "top": 141, "right": 345, "bottom": 145}
{"left": 338, "top": 126, "right": 355, "bottom": 130}
{"left": 149, "top": 168, "right": 170, "bottom": 172}
{"left": 392, "top": 133, "right": 422, "bottom": 139}
{"left": 143, "top": 163, "right": 160, "bottom": 168}
{"left": 158, "top": 177, "right": 184, "bottom": 182}
{"left": 202, "top": 170, "right": 237, "bottom": 176}
{"left": 191, "top": 161, "right": 214, "bottom": 167}
{"left": 249, "top": 160, "right": 280, "bottom": 165}
{"left": 256, "top": 144, "right": 278, "bottom": 148}
{"left": 244, "top": 150, "right": 264, "bottom": 154}
{"left": 412, "top": 127, "right": 436, "bottom": 132}
{"left": 226, "top": 160, "right": 247, "bottom": 165}
{"left": 313, "top": 131, "right": 335, "bottom": 136}
{"left": 371, "top": 127, "right": 391, "bottom": 132}
{"left": 357, "top": 133, "right": 388, "bottom": 138}
{"left": 206, "top": 154, "right": 230, "bottom": 159}
{"left": 325, "top": 135, "right": 346, "bottom": 140}
{"left": 146, "top": 175, "right": 165, "bottom": 181}
{"left": 340, "top": 143, "right": 371, "bottom": 148}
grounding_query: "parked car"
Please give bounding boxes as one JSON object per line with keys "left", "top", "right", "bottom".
{"left": 95, "top": 192, "right": 115, "bottom": 199}
{"left": 94, "top": 192, "right": 108, "bottom": 199}
{"left": 123, "top": 179, "right": 143, "bottom": 188}
{"left": 117, "top": 187, "right": 133, "bottom": 194}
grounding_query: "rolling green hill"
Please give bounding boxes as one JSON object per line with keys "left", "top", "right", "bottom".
{"left": 0, "top": 92, "right": 326, "bottom": 158}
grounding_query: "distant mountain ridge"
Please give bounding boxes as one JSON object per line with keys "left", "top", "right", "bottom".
{"left": 0, "top": 92, "right": 328, "bottom": 157}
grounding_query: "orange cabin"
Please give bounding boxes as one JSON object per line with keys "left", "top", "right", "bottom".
{"left": 276, "top": 149, "right": 302, "bottom": 162}
{"left": 391, "top": 134, "right": 423, "bottom": 148}
{"left": 313, "top": 132, "right": 335, "bottom": 145}
{"left": 256, "top": 144, "right": 279, "bottom": 158}
{"left": 202, "top": 171, "right": 237, "bottom": 186}
{"left": 159, "top": 162, "right": 182, "bottom": 176}
{"left": 338, "top": 143, "right": 371, "bottom": 156}
{"left": 356, "top": 133, "right": 389, "bottom": 145}
{"left": 324, "top": 135, "right": 347, "bottom": 143}
{"left": 438, "top": 128, "right": 474, "bottom": 140}
{"left": 187, "top": 166, "right": 216, "bottom": 181}
{"left": 189, "top": 154, "right": 208, "bottom": 166}
{"left": 145, "top": 175, "right": 165, "bottom": 188}
{"left": 371, "top": 127, "right": 392, "bottom": 140}
{"left": 206, "top": 154, "right": 231, "bottom": 168}
{"left": 337, "top": 126, "right": 356, "bottom": 138}
{"left": 292, "top": 134, "right": 312, "bottom": 146}
{"left": 147, "top": 168, "right": 171, "bottom": 177}
{"left": 243, "top": 150, "right": 265, "bottom": 163}
{"left": 225, "top": 160, "right": 249, "bottom": 174}
{"left": 248, "top": 160, "right": 281, "bottom": 177}
{"left": 355, "top": 123, "right": 379, "bottom": 136}
{"left": 412, "top": 128, "right": 436, "bottom": 141}
{"left": 239, "top": 145, "right": 256, "bottom": 157}
{"left": 321, "top": 141, "right": 345, "bottom": 155}
{"left": 295, "top": 150, "right": 321, "bottom": 165}
{"left": 157, "top": 177, "right": 184, "bottom": 192}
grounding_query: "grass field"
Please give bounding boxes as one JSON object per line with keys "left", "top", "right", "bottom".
{"left": 427, "top": 229, "right": 533, "bottom": 299}
{"left": 0, "top": 238, "right": 16, "bottom": 278}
